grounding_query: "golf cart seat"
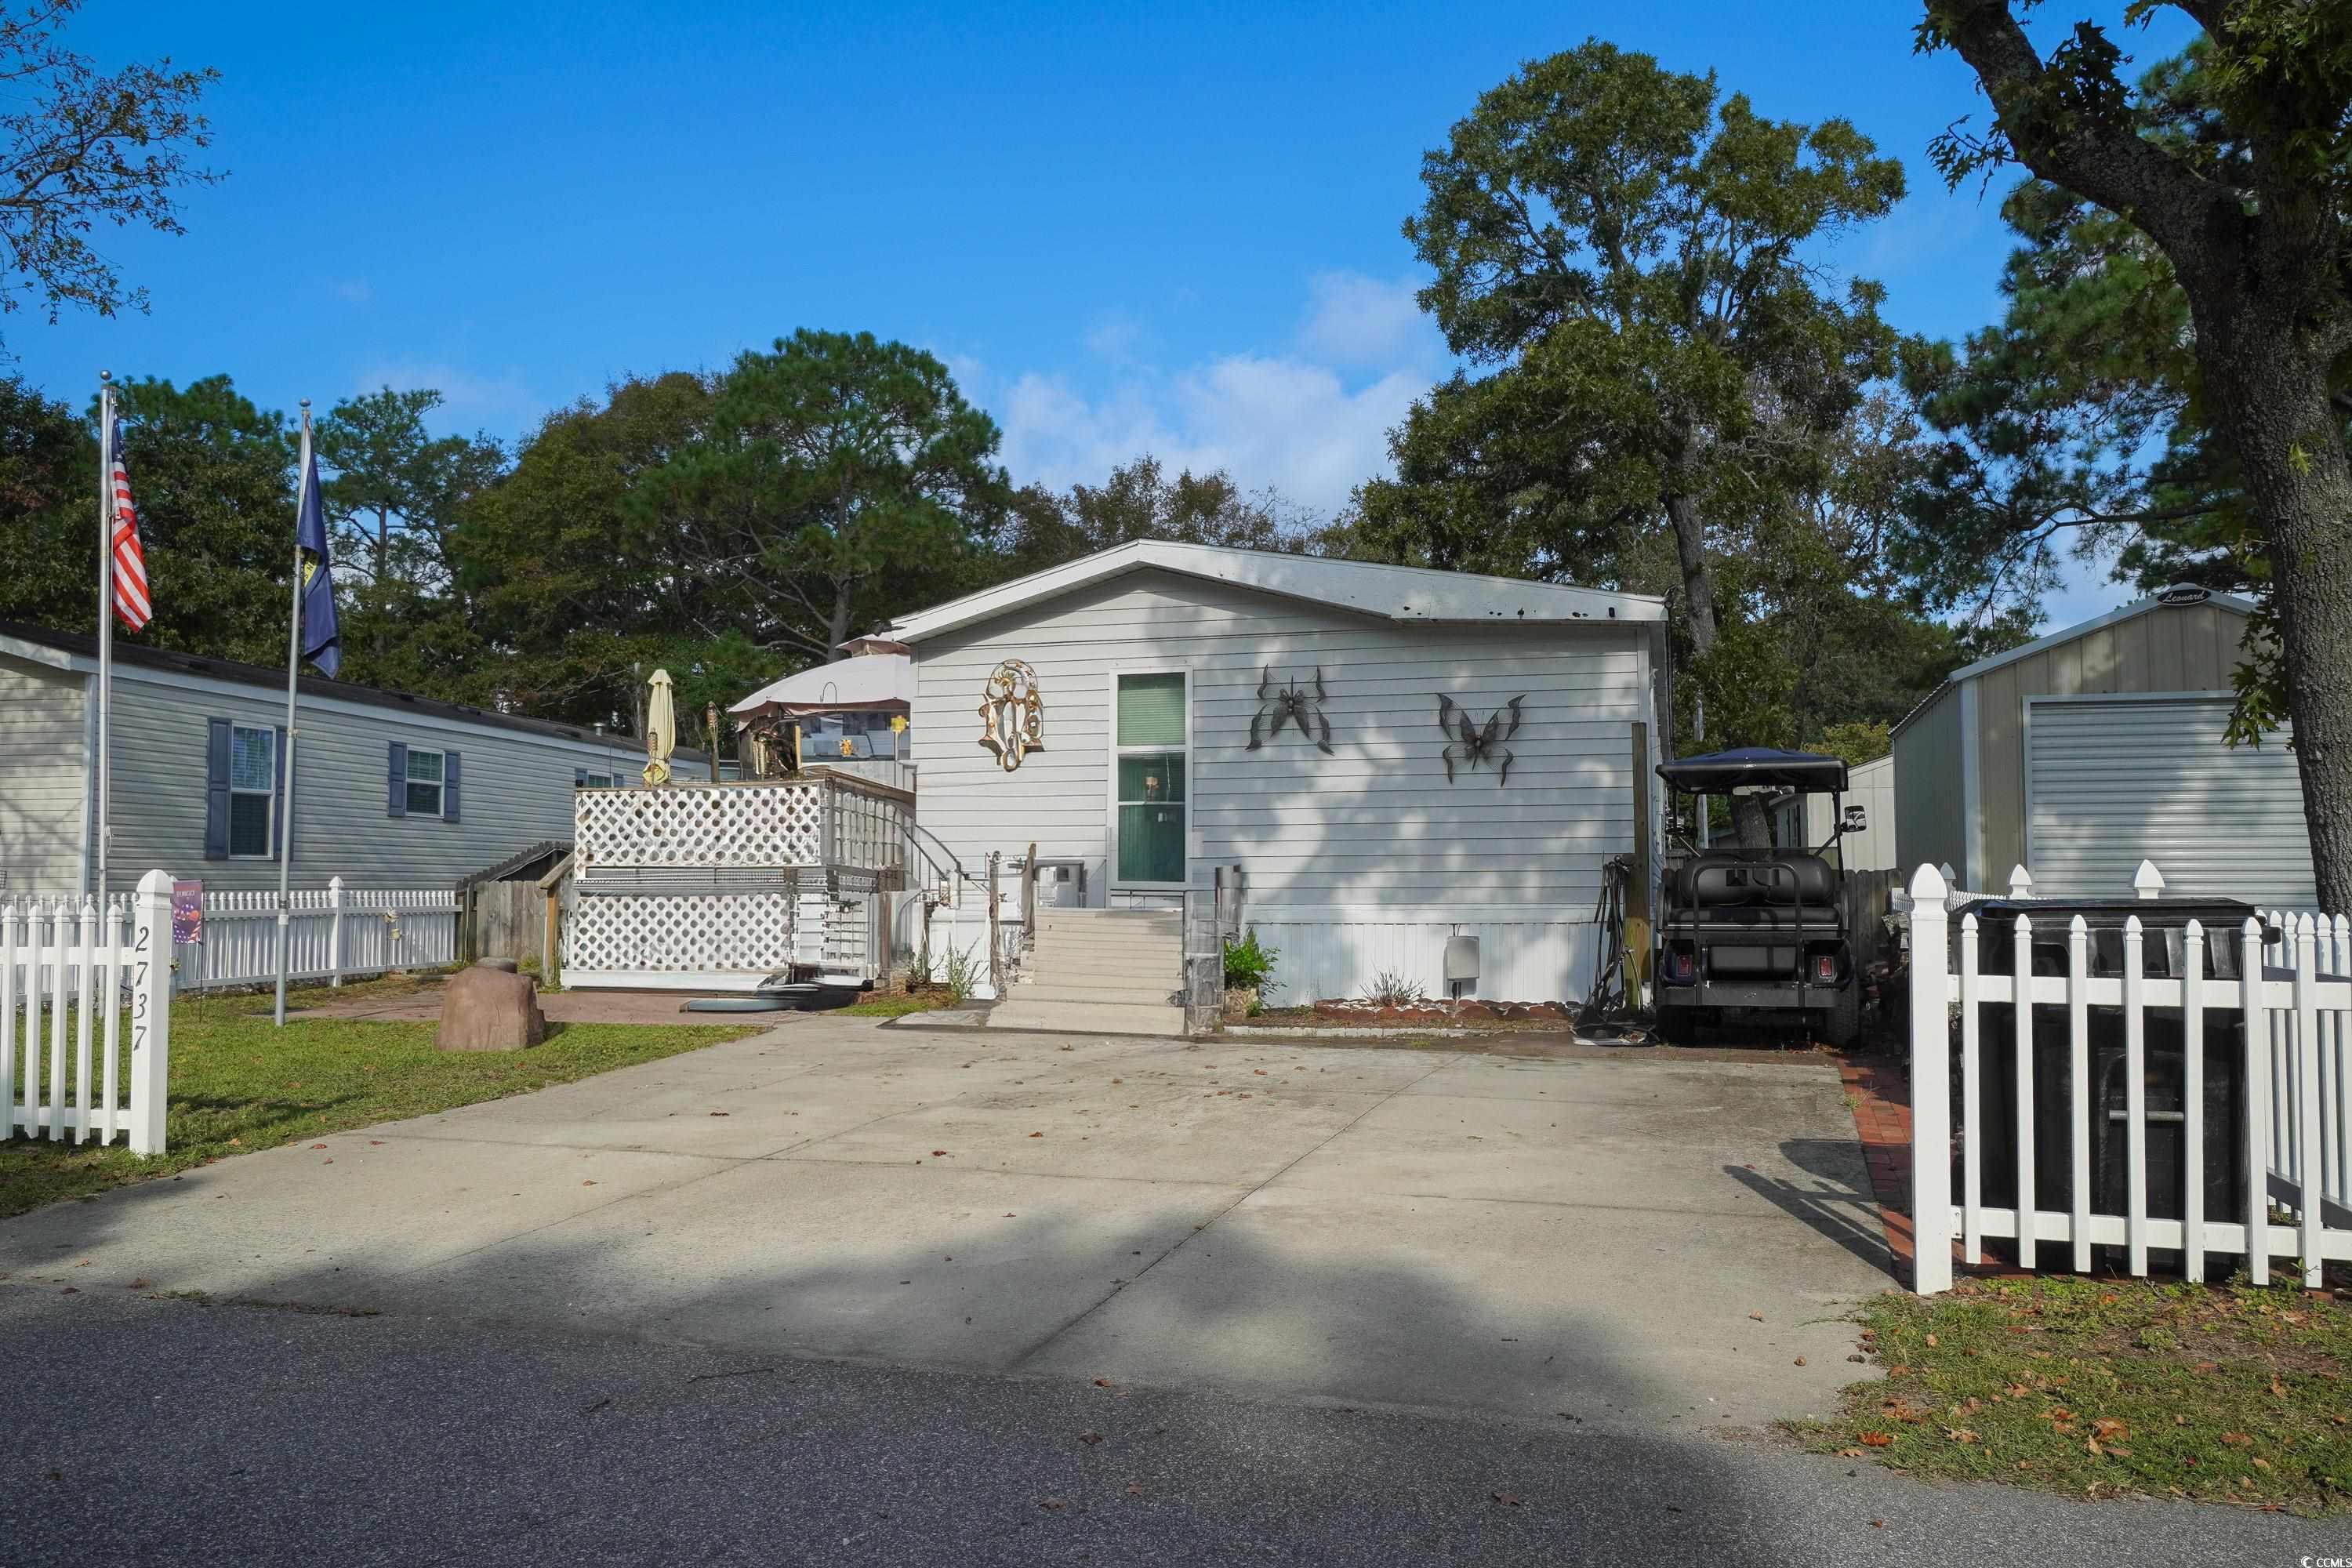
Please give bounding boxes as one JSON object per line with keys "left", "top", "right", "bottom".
{"left": 1675, "top": 851, "right": 1838, "bottom": 920}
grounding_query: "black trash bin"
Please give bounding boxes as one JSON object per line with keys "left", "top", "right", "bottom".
{"left": 1953, "top": 897, "right": 2267, "bottom": 1271}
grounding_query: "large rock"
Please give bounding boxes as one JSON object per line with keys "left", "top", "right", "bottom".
{"left": 436, "top": 960, "right": 546, "bottom": 1052}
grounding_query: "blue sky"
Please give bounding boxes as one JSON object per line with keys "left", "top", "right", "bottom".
{"left": 14, "top": 2, "right": 2198, "bottom": 628}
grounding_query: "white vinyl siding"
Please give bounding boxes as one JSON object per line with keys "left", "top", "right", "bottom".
{"left": 88, "top": 672, "right": 641, "bottom": 895}
{"left": 0, "top": 655, "right": 88, "bottom": 892}
{"left": 2025, "top": 695, "right": 2315, "bottom": 905}
{"left": 909, "top": 569, "right": 1648, "bottom": 913}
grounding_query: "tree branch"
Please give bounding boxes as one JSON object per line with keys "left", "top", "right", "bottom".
{"left": 1932, "top": 1, "right": 2235, "bottom": 264}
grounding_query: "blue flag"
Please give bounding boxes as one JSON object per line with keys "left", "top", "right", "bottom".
{"left": 296, "top": 448, "right": 339, "bottom": 677}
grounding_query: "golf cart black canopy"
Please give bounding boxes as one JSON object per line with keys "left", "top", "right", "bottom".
{"left": 1655, "top": 747, "right": 1849, "bottom": 795}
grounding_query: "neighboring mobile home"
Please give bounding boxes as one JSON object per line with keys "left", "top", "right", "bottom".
{"left": 0, "top": 622, "right": 694, "bottom": 898}
{"left": 880, "top": 542, "right": 1666, "bottom": 1006}
{"left": 1770, "top": 753, "right": 1896, "bottom": 871}
{"left": 1890, "top": 587, "right": 2314, "bottom": 903}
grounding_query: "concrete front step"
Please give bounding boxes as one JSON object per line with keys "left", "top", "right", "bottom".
{"left": 1029, "top": 945, "right": 1182, "bottom": 966}
{"left": 1034, "top": 913, "right": 1181, "bottom": 929}
{"left": 987, "top": 998, "right": 1187, "bottom": 1036}
{"left": 1023, "top": 960, "right": 1176, "bottom": 982}
{"left": 1029, "top": 941, "right": 1181, "bottom": 959}
{"left": 1030, "top": 931, "right": 1176, "bottom": 959}
{"left": 1033, "top": 926, "right": 1181, "bottom": 941}
{"left": 1025, "top": 956, "right": 1179, "bottom": 978}
{"left": 1017, "top": 982, "right": 1181, "bottom": 1007}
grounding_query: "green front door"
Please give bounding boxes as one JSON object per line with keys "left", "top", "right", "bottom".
{"left": 1115, "top": 673, "right": 1186, "bottom": 884}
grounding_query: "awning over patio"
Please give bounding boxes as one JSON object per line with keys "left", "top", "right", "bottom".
{"left": 731, "top": 652, "right": 914, "bottom": 719}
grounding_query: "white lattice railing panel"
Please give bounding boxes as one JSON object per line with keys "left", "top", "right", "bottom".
{"left": 575, "top": 783, "right": 825, "bottom": 871}
{"left": 568, "top": 893, "right": 797, "bottom": 974}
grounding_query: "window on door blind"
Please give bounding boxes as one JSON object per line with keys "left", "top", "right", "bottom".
{"left": 1115, "top": 673, "right": 1185, "bottom": 884}
{"left": 228, "top": 723, "right": 274, "bottom": 858}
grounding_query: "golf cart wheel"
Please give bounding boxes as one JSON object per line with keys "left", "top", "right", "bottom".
{"left": 1817, "top": 985, "right": 1862, "bottom": 1047}
{"left": 1653, "top": 1004, "right": 1696, "bottom": 1045}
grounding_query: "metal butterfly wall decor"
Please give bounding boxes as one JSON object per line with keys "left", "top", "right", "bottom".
{"left": 1247, "top": 666, "right": 1334, "bottom": 754}
{"left": 1436, "top": 694, "right": 1524, "bottom": 786}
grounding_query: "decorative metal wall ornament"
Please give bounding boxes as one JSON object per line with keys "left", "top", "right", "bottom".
{"left": 1247, "top": 666, "right": 1334, "bottom": 754}
{"left": 978, "top": 659, "right": 1045, "bottom": 771}
{"left": 1436, "top": 695, "right": 1525, "bottom": 786}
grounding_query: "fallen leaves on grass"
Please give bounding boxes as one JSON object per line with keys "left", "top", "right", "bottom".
{"left": 1857, "top": 1432, "right": 1893, "bottom": 1447}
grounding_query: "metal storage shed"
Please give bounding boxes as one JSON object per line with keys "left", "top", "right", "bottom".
{"left": 1889, "top": 588, "right": 2315, "bottom": 905}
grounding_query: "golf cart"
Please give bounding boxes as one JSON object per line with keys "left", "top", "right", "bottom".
{"left": 1652, "top": 747, "right": 1866, "bottom": 1046}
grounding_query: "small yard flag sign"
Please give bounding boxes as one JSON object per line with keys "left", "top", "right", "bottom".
{"left": 103, "top": 402, "right": 151, "bottom": 632}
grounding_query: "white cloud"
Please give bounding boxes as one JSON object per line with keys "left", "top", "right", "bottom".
{"left": 984, "top": 270, "right": 1443, "bottom": 517}
{"left": 1083, "top": 310, "right": 1145, "bottom": 364}
{"left": 348, "top": 358, "right": 543, "bottom": 433}
{"left": 1296, "top": 270, "right": 1439, "bottom": 368}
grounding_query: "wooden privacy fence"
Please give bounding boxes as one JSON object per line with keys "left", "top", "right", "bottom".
{"left": 176, "top": 879, "right": 459, "bottom": 989}
{"left": 1907, "top": 862, "right": 2350, "bottom": 1294}
{"left": 1, "top": 870, "right": 171, "bottom": 1154}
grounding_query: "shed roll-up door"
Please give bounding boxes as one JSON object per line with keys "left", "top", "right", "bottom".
{"left": 2026, "top": 695, "right": 2316, "bottom": 905}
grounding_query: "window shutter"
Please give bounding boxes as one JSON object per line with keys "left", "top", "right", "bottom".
{"left": 1116, "top": 673, "right": 1186, "bottom": 747}
{"left": 387, "top": 741, "right": 407, "bottom": 818}
{"left": 575, "top": 767, "right": 587, "bottom": 789}
{"left": 444, "top": 750, "right": 462, "bottom": 822}
{"left": 273, "top": 724, "right": 289, "bottom": 858}
{"left": 203, "top": 719, "right": 231, "bottom": 861}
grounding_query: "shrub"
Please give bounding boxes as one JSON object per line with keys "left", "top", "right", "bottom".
{"left": 941, "top": 940, "right": 982, "bottom": 1005}
{"left": 1223, "top": 927, "right": 1278, "bottom": 993}
{"left": 1361, "top": 967, "right": 1426, "bottom": 1007}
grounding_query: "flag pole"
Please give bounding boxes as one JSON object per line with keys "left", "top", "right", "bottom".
{"left": 272, "top": 400, "right": 311, "bottom": 1027}
{"left": 95, "top": 370, "right": 114, "bottom": 903}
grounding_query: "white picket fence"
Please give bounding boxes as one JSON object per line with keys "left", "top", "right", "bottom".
{"left": 1, "top": 870, "right": 171, "bottom": 1154}
{"left": 1908, "top": 861, "right": 2350, "bottom": 1294}
{"left": 175, "top": 878, "right": 459, "bottom": 989}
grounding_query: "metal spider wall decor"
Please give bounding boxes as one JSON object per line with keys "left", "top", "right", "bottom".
{"left": 1247, "top": 666, "right": 1334, "bottom": 755}
{"left": 1436, "top": 694, "right": 1525, "bottom": 786}
{"left": 977, "top": 659, "right": 1044, "bottom": 771}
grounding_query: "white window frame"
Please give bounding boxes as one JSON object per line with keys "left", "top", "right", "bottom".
{"left": 405, "top": 746, "right": 448, "bottom": 820}
{"left": 227, "top": 721, "right": 275, "bottom": 861}
{"left": 1105, "top": 665, "right": 1192, "bottom": 891}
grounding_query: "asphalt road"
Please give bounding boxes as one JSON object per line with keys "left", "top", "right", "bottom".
{"left": 0, "top": 1283, "right": 2337, "bottom": 1568}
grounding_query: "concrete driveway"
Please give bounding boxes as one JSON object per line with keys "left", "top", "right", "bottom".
{"left": 0, "top": 1018, "right": 1891, "bottom": 1432}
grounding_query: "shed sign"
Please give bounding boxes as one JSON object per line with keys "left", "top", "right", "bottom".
{"left": 171, "top": 880, "right": 203, "bottom": 946}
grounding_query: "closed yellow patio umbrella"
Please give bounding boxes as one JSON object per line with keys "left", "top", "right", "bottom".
{"left": 642, "top": 667, "right": 677, "bottom": 786}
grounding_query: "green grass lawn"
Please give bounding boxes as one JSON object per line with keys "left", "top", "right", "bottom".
{"left": 0, "top": 985, "right": 753, "bottom": 1218}
{"left": 1794, "top": 1276, "right": 2352, "bottom": 1513}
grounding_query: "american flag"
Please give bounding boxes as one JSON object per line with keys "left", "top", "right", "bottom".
{"left": 104, "top": 411, "right": 151, "bottom": 632}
